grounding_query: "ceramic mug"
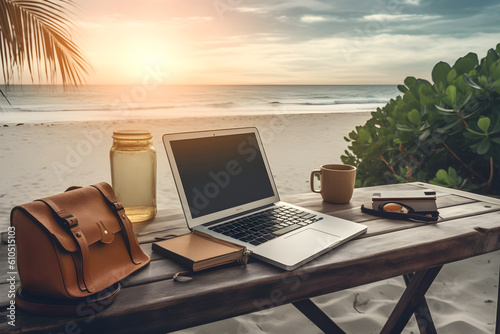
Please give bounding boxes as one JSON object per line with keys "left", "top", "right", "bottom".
{"left": 310, "top": 164, "right": 356, "bottom": 204}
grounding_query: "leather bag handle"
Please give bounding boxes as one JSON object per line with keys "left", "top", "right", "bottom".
{"left": 91, "top": 182, "right": 145, "bottom": 265}
{"left": 37, "top": 198, "right": 96, "bottom": 293}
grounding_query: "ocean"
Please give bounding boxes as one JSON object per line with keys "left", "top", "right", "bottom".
{"left": 0, "top": 84, "right": 399, "bottom": 123}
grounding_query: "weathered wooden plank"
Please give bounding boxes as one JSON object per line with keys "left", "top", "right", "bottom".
{"left": 3, "top": 200, "right": 498, "bottom": 308}
{"left": 16, "top": 211, "right": 500, "bottom": 333}
{"left": 100, "top": 199, "right": 500, "bottom": 290}
{"left": 0, "top": 191, "right": 481, "bottom": 291}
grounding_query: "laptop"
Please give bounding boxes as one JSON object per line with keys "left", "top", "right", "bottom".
{"left": 162, "top": 127, "right": 367, "bottom": 270}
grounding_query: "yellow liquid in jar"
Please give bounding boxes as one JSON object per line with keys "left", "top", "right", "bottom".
{"left": 110, "top": 149, "right": 156, "bottom": 223}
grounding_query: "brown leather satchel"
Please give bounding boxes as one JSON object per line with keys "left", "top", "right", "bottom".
{"left": 10, "top": 182, "right": 150, "bottom": 303}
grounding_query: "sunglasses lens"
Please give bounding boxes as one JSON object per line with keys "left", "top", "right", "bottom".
{"left": 383, "top": 203, "right": 409, "bottom": 213}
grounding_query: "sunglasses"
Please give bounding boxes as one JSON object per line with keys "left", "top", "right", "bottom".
{"left": 361, "top": 202, "right": 439, "bottom": 223}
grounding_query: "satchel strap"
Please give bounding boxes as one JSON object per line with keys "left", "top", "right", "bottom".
{"left": 37, "top": 198, "right": 96, "bottom": 293}
{"left": 91, "top": 182, "right": 145, "bottom": 265}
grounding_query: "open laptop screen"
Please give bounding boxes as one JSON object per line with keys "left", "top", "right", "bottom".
{"left": 170, "top": 132, "right": 275, "bottom": 218}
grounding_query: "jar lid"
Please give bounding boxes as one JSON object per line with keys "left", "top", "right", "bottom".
{"left": 112, "top": 130, "right": 153, "bottom": 140}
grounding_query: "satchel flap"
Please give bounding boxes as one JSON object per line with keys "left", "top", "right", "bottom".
{"left": 16, "top": 186, "right": 123, "bottom": 252}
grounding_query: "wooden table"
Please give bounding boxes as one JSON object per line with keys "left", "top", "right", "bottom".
{"left": 1, "top": 182, "right": 500, "bottom": 333}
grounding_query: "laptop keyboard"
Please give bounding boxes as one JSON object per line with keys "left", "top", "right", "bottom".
{"left": 208, "top": 205, "right": 323, "bottom": 246}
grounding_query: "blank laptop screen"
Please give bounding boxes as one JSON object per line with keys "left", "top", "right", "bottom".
{"left": 170, "top": 132, "right": 275, "bottom": 218}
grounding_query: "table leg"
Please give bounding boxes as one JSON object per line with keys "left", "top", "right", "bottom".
{"left": 403, "top": 273, "right": 437, "bottom": 334}
{"left": 380, "top": 265, "right": 442, "bottom": 334}
{"left": 293, "top": 299, "right": 346, "bottom": 334}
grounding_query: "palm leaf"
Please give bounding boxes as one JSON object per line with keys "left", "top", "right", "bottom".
{"left": 0, "top": 0, "right": 91, "bottom": 87}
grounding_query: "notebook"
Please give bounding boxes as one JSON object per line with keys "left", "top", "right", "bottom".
{"left": 152, "top": 232, "right": 249, "bottom": 272}
{"left": 371, "top": 190, "right": 438, "bottom": 212}
{"left": 162, "top": 127, "right": 367, "bottom": 270}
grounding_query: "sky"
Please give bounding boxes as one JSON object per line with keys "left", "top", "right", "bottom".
{"left": 11, "top": 0, "right": 500, "bottom": 85}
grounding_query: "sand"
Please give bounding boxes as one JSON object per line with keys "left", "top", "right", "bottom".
{"left": 1, "top": 112, "right": 498, "bottom": 333}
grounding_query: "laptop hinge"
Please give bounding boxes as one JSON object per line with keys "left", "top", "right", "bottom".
{"left": 202, "top": 204, "right": 276, "bottom": 227}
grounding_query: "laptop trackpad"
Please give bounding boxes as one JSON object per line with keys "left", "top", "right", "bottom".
{"left": 285, "top": 228, "right": 341, "bottom": 246}
{"left": 256, "top": 228, "right": 341, "bottom": 270}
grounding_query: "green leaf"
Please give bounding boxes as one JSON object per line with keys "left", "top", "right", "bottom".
{"left": 453, "top": 52, "right": 479, "bottom": 75}
{"left": 418, "top": 84, "right": 435, "bottom": 106}
{"left": 492, "top": 79, "right": 500, "bottom": 94}
{"left": 445, "top": 85, "right": 457, "bottom": 105}
{"left": 436, "top": 169, "right": 449, "bottom": 183}
{"left": 448, "top": 167, "right": 457, "bottom": 180}
{"left": 477, "top": 116, "right": 491, "bottom": 133}
{"left": 404, "top": 76, "right": 417, "bottom": 89}
{"left": 455, "top": 74, "right": 468, "bottom": 93}
{"left": 397, "top": 84, "right": 408, "bottom": 93}
{"left": 485, "top": 48, "right": 499, "bottom": 71}
{"left": 403, "top": 90, "right": 418, "bottom": 104}
{"left": 358, "top": 128, "right": 372, "bottom": 143}
{"left": 490, "top": 60, "right": 500, "bottom": 81}
{"left": 477, "top": 137, "right": 491, "bottom": 155}
{"left": 491, "top": 137, "right": 500, "bottom": 144}
{"left": 447, "top": 69, "right": 457, "bottom": 82}
{"left": 407, "top": 109, "right": 421, "bottom": 124}
{"left": 432, "top": 62, "right": 452, "bottom": 87}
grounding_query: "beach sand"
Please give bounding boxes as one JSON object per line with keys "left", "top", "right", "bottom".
{"left": 1, "top": 112, "right": 498, "bottom": 333}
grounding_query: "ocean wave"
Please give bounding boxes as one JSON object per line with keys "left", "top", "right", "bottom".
{"left": 1, "top": 84, "right": 398, "bottom": 117}
{"left": 268, "top": 99, "right": 388, "bottom": 106}
{"left": 268, "top": 101, "right": 336, "bottom": 106}
{"left": 205, "top": 102, "right": 237, "bottom": 108}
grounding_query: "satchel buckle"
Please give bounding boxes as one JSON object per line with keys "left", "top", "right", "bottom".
{"left": 112, "top": 201, "right": 124, "bottom": 211}
{"left": 62, "top": 214, "right": 79, "bottom": 228}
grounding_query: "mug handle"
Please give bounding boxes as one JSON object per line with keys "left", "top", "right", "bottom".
{"left": 310, "top": 170, "right": 321, "bottom": 193}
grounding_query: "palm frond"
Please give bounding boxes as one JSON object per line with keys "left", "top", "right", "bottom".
{"left": 0, "top": 0, "right": 91, "bottom": 87}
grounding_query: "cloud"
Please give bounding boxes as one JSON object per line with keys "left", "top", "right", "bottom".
{"left": 362, "top": 14, "right": 441, "bottom": 22}
{"left": 300, "top": 15, "right": 343, "bottom": 23}
{"left": 76, "top": 0, "right": 500, "bottom": 84}
{"left": 234, "top": 7, "right": 268, "bottom": 14}
{"left": 401, "top": 0, "right": 421, "bottom": 5}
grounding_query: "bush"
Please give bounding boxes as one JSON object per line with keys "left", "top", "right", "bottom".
{"left": 342, "top": 44, "right": 500, "bottom": 195}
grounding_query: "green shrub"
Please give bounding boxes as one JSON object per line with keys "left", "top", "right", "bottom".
{"left": 342, "top": 44, "right": 500, "bottom": 195}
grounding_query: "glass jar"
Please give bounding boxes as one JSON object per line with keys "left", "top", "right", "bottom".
{"left": 110, "top": 130, "right": 157, "bottom": 222}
